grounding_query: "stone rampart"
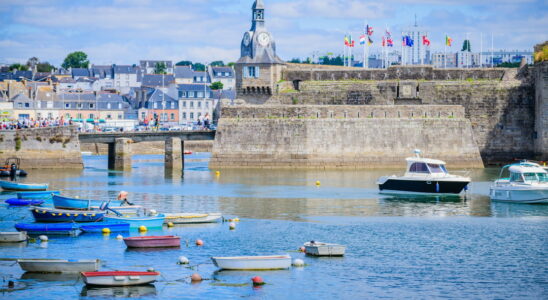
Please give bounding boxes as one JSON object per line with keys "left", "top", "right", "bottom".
{"left": 534, "top": 61, "right": 548, "bottom": 160}
{"left": 211, "top": 105, "right": 483, "bottom": 169}
{"left": 0, "top": 126, "right": 83, "bottom": 169}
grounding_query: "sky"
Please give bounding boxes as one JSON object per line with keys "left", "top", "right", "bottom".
{"left": 0, "top": 0, "right": 547, "bottom": 66}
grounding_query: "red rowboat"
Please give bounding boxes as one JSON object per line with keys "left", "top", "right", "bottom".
{"left": 82, "top": 271, "right": 160, "bottom": 286}
{"left": 123, "top": 235, "right": 180, "bottom": 248}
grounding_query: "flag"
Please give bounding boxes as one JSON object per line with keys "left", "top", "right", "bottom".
{"left": 382, "top": 37, "right": 386, "bottom": 47}
{"left": 407, "top": 36, "right": 414, "bottom": 47}
{"left": 359, "top": 34, "right": 366, "bottom": 45}
{"left": 344, "top": 35, "right": 350, "bottom": 46}
{"left": 445, "top": 35, "right": 453, "bottom": 46}
{"left": 368, "top": 36, "right": 373, "bottom": 46}
{"left": 387, "top": 38, "right": 393, "bottom": 47}
{"left": 385, "top": 29, "right": 391, "bottom": 39}
{"left": 366, "top": 25, "right": 373, "bottom": 36}
{"left": 422, "top": 35, "right": 430, "bottom": 46}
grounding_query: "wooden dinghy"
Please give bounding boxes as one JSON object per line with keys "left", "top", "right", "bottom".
{"left": 163, "top": 212, "right": 222, "bottom": 224}
{"left": 17, "top": 259, "right": 100, "bottom": 273}
{"left": 211, "top": 254, "right": 292, "bottom": 270}
{"left": 81, "top": 271, "right": 160, "bottom": 286}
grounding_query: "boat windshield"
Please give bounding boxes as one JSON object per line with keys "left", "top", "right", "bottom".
{"left": 427, "top": 163, "right": 447, "bottom": 173}
{"left": 523, "top": 172, "right": 548, "bottom": 183}
{"left": 409, "top": 162, "right": 429, "bottom": 173}
{"left": 510, "top": 172, "right": 524, "bottom": 182}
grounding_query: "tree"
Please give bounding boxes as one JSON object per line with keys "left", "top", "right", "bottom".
{"left": 210, "top": 81, "right": 224, "bottom": 90}
{"left": 153, "top": 62, "right": 167, "bottom": 74}
{"left": 210, "top": 61, "right": 225, "bottom": 67}
{"left": 26, "top": 57, "right": 39, "bottom": 69}
{"left": 61, "top": 51, "right": 89, "bottom": 69}
{"left": 227, "top": 62, "right": 235, "bottom": 67}
{"left": 289, "top": 58, "right": 301, "bottom": 63}
{"left": 36, "top": 62, "right": 55, "bottom": 72}
{"left": 8, "top": 63, "right": 29, "bottom": 71}
{"left": 193, "top": 63, "right": 205, "bottom": 71}
{"left": 461, "top": 40, "right": 471, "bottom": 52}
{"left": 176, "top": 60, "right": 193, "bottom": 66}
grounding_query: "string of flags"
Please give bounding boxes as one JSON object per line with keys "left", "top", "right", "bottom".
{"left": 344, "top": 26, "right": 451, "bottom": 48}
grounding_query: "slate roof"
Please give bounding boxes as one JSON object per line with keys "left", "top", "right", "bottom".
{"left": 174, "top": 66, "right": 194, "bottom": 78}
{"left": 91, "top": 65, "right": 113, "bottom": 78}
{"left": 141, "top": 74, "right": 175, "bottom": 87}
{"left": 143, "top": 89, "right": 178, "bottom": 109}
{"left": 0, "top": 72, "right": 14, "bottom": 81}
{"left": 113, "top": 65, "right": 139, "bottom": 74}
{"left": 14, "top": 70, "right": 33, "bottom": 80}
{"left": 72, "top": 68, "right": 91, "bottom": 77}
{"left": 211, "top": 67, "right": 234, "bottom": 77}
{"left": 177, "top": 84, "right": 212, "bottom": 92}
{"left": 192, "top": 71, "right": 210, "bottom": 83}
{"left": 212, "top": 90, "right": 236, "bottom": 100}
{"left": 140, "top": 60, "right": 173, "bottom": 69}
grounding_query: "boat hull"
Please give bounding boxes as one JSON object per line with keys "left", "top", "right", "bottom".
{"left": 211, "top": 255, "right": 292, "bottom": 270}
{"left": 5, "top": 198, "right": 44, "bottom": 206}
{"left": 379, "top": 179, "right": 469, "bottom": 194}
{"left": 103, "top": 215, "right": 165, "bottom": 229}
{"left": 18, "top": 259, "right": 99, "bottom": 273}
{"left": 53, "top": 195, "right": 123, "bottom": 210}
{"left": 15, "top": 223, "right": 81, "bottom": 236}
{"left": 163, "top": 213, "right": 222, "bottom": 224}
{"left": 123, "top": 236, "right": 180, "bottom": 248}
{"left": 0, "top": 181, "right": 48, "bottom": 191}
{"left": 30, "top": 207, "right": 105, "bottom": 223}
{"left": 18, "top": 191, "right": 60, "bottom": 199}
{"left": 81, "top": 271, "right": 160, "bottom": 286}
{"left": 0, "top": 231, "right": 27, "bottom": 242}
{"left": 79, "top": 222, "right": 130, "bottom": 233}
{"left": 304, "top": 243, "right": 346, "bottom": 256}
{"left": 490, "top": 188, "right": 548, "bottom": 203}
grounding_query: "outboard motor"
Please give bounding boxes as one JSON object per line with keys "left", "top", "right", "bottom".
{"left": 9, "top": 163, "right": 17, "bottom": 181}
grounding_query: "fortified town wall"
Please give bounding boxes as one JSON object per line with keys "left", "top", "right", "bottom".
{"left": 0, "top": 126, "right": 83, "bottom": 169}
{"left": 534, "top": 61, "right": 548, "bottom": 160}
{"left": 210, "top": 105, "right": 483, "bottom": 169}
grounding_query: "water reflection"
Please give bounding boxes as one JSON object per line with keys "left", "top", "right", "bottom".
{"left": 80, "top": 284, "right": 157, "bottom": 298}
{"left": 20, "top": 272, "right": 79, "bottom": 282}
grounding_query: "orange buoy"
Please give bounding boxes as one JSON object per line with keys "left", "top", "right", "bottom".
{"left": 191, "top": 273, "right": 202, "bottom": 282}
{"left": 251, "top": 276, "right": 265, "bottom": 286}
{"left": 299, "top": 246, "right": 306, "bottom": 252}
{"left": 195, "top": 239, "right": 204, "bottom": 246}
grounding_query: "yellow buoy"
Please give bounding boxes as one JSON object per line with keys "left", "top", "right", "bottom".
{"left": 315, "top": 181, "right": 321, "bottom": 186}
{"left": 215, "top": 171, "right": 221, "bottom": 176}
{"left": 139, "top": 225, "right": 147, "bottom": 232}
{"left": 102, "top": 227, "right": 111, "bottom": 234}
{"left": 233, "top": 218, "right": 240, "bottom": 222}
{"left": 167, "top": 222, "right": 174, "bottom": 227}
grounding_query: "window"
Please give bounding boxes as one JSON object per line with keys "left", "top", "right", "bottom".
{"left": 77, "top": 113, "right": 82, "bottom": 119}
{"left": 205, "top": 102, "right": 209, "bottom": 108}
{"left": 107, "top": 114, "right": 112, "bottom": 119}
{"left": 190, "top": 112, "right": 194, "bottom": 120}
{"left": 89, "top": 114, "right": 94, "bottom": 119}
{"left": 182, "top": 112, "right": 186, "bottom": 119}
{"left": 190, "top": 101, "right": 194, "bottom": 108}
{"left": 510, "top": 172, "right": 523, "bottom": 182}
{"left": 36, "top": 102, "right": 41, "bottom": 109}
{"left": 409, "top": 162, "right": 429, "bottom": 173}
{"left": 65, "top": 103, "right": 70, "bottom": 108}
{"left": 107, "top": 103, "right": 111, "bottom": 109}
{"left": 170, "top": 113, "right": 175, "bottom": 120}
{"left": 37, "top": 113, "right": 41, "bottom": 118}
{"left": 65, "top": 113, "right": 70, "bottom": 118}
{"left": 427, "top": 164, "right": 446, "bottom": 173}
{"left": 90, "top": 103, "right": 95, "bottom": 109}
{"left": 198, "top": 101, "right": 202, "bottom": 108}
{"left": 118, "top": 103, "right": 122, "bottom": 109}
{"left": 77, "top": 103, "right": 83, "bottom": 109}
{"left": 170, "top": 102, "right": 175, "bottom": 109}
{"left": 24, "top": 103, "right": 30, "bottom": 108}
{"left": 197, "top": 91, "right": 203, "bottom": 98}
{"left": 17, "top": 103, "right": 22, "bottom": 108}
{"left": 117, "top": 114, "right": 122, "bottom": 119}
{"left": 153, "top": 103, "right": 158, "bottom": 109}
{"left": 141, "top": 112, "right": 146, "bottom": 119}
{"left": 47, "top": 101, "right": 53, "bottom": 108}
{"left": 182, "top": 101, "right": 186, "bottom": 107}
{"left": 245, "top": 66, "right": 260, "bottom": 78}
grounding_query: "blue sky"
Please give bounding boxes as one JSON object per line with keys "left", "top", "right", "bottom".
{"left": 0, "top": 0, "right": 546, "bottom": 66}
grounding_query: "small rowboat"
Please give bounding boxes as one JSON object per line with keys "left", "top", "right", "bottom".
{"left": 18, "top": 259, "right": 99, "bottom": 273}
{"left": 184, "top": 151, "right": 192, "bottom": 155}
{"left": 0, "top": 181, "right": 48, "bottom": 191}
{"left": 15, "top": 223, "right": 81, "bottom": 236}
{"left": 104, "top": 214, "right": 165, "bottom": 229}
{"left": 123, "top": 236, "right": 180, "bottom": 248}
{"left": 53, "top": 195, "right": 123, "bottom": 210}
{"left": 30, "top": 207, "right": 105, "bottom": 223}
{"left": 79, "top": 222, "right": 130, "bottom": 233}
{"left": 18, "top": 191, "right": 60, "bottom": 199}
{"left": 211, "top": 254, "right": 292, "bottom": 270}
{"left": 0, "top": 231, "right": 27, "bottom": 242}
{"left": 81, "top": 271, "right": 160, "bottom": 286}
{"left": 303, "top": 241, "right": 346, "bottom": 256}
{"left": 163, "top": 213, "right": 222, "bottom": 224}
{"left": 5, "top": 198, "right": 44, "bottom": 206}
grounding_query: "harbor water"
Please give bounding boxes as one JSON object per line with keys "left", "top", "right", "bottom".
{"left": 0, "top": 154, "right": 546, "bottom": 299}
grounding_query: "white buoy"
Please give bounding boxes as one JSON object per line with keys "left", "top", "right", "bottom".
{"left": 229, "top": 222, "right": 236, "bottom": 230}
{"left": 178, "top": 256, "right": 189, "bottom": 264}
{"left": 39, "top": 235, "right": 48, "bottom": 242}
{"left": 147, "top": 267, "right": 155, "bottom": 272}
{"left": 116, "top": 234, "right": 124, "bottom": 240}
{"left": 149, "top": 209, "right": 157, "bottom": 216}
{"left": 292, "top": 258, "right": 305, "bottom": 267}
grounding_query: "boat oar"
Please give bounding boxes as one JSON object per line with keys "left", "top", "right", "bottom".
{"left": 99, "top": 201, "right": 122, "bottom": 216}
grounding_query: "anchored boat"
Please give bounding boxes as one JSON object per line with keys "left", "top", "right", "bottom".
{"left": 52, "top": 195, "right": 123, "bottom": 210}
{"left": 211, "top": 254, "right": 292, "bottom": 270}
{"left": 303, "top": 241, "right": 346, "bottom": 256}
{"left": 0, "top": 181, "right": 48, "bottom": 191}
{"left": 18, "top": 259, "right": 99, "bottom": 273}
{"left": 104, "top": 214, "right": 165, "bottom": 229}
{"left": 15, "top": 223, "right": 81, "bottom": 236}
{"left": 81, "top": 271, "right": 160, "bottom": 286}
{"left": 123, "top": 236, "right": 180, "bottom": 248}
{"left": 79, "top": 222, "right": 130, "bottom": 233}
{"left": 490, "top": 161, "right": 548, "bottom": 204}
{"left": 30, "top": 207, "right": 105, "bottom": 223}
{"left": 5, "top": 198, "right": 44, "bottom": 206}
{"left": 18, "top": 191, "right": 60, "bottom": 199}
{"left": 377, "top": 150, "right": 471, "bottom": 195}
{"left": 163, "top": 213, "right": 222, "bottom": 224}
{"left": 0, "top": 231, "right": 28, "bottom": 242}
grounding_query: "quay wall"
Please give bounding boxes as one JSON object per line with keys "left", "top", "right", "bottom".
{"left": 0, "top": 126, "right": 83, "bottom": 169}
{"left": 211, "top": 105, "right": 483, "bottom": 169}
{"left": 534, "top": 62, "right": 548, "bottom": 160}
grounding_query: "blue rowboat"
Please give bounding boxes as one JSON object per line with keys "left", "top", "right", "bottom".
{"left": 52, "top": 195, "right": 123, "bottom": 210}
{"left": 5, "top": 198, "right": 44, "bottom": 206}
{"left": 18, "top": 191, "right": 60, "bottom": 199}
{"left": 79, "top": 222, "right": 130, "bottom": 233}
{"left": 15, "top": 223, "right": 81, "bottom": 236}
{"left": 30, "top": 207, "right": 104, "bottom": 223}
{"left": 0, "top": 181, "right": 48, "bottom": 191}
{"left": 103, "top": 214, "right": 165, "bottom": 229}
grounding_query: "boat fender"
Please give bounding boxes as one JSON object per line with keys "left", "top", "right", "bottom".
{"left": 299, "top": 246, "right": 306, "bottom": 252}
{"left": 435, "top": 182, "right": 440, "bottom": 193}
{"left": 167, "top": 222, "right": 174, "bottom": 227}
{"left": 116, "top": 234, "right": 124, "bottom": 240}
{"left": 102, "top": 228, "right": 110, "bottom": 234}
{"left": 229, "top": 222, "right": 236, "bottom": 230}
{"left": 39, "top": 235, "right": 48, "bottom": 241}
{"left": 178, "top": 256, "right": 189, "bottom": 264}
{"left": 292, "top": 259, "right": 305, "bottom": 267}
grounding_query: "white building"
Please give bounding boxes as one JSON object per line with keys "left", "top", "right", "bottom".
{"left": 140, "top": 60, "right": 174, "bottom": 75}
{"left": 177, "top": 84, "right": 216, "bottom": 124}
{"left": 113, "top": 65, "right": 141, "bottom": 94}
{"left": 401, "top": 21, "right": 430, "bottom": 65}
{"left": 431, "top": 53, "right": 457, "bottom": 68}
{"left": 208, "top": 67, "right": 235, "bottom": 90}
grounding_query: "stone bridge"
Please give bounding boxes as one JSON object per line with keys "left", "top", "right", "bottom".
{"left": 78, "top": 131, "right": 215, "bottom": 171}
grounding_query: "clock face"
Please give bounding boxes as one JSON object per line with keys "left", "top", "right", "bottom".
{"left": 257, "top": 32, "right": 270, "bottom": 46}
{"left": 243, "top": 32, "right": 251, "bottom": 46}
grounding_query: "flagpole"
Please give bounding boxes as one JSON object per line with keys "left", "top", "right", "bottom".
{"left": 343, "top": 37, "right": 346, "bottom": 67}
{"left": 480, "top": 32, "right": 483, "bottom": 68}
{"left": 491, "top": 33, "right": 494, "bottom": 68}
{"left": 401, "top": 32, "right": 404, "bottom": 66}
{"left": 444, "top": 33, "right": 447, "bottom": 69}
{"left": 363, "top": 21, "right": 367, "bottom": 69}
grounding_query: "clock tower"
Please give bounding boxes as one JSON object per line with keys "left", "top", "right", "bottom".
{"left": 235, "top": 0, "right": 285, "bottom": 103}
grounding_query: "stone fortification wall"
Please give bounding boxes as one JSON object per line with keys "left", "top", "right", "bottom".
{"left": 211, "top": 105, "right": 483, "bottom": 169}
{"left": 0, "top": 126, "right": 83, "bottom": 169}
{"left": 534, "top": 61, "right": 548, "bottom": 160}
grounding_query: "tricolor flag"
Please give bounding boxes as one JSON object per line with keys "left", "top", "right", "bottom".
{"left": 344, "top": 35, "right": 350, "bottom": 46}
{"left": 387, "top": 38, "right": 394, "bottom": 47}
{"left": 366, "top": 25, "right": 374, "bottom": 36}
{"left": 368, "top": 36, "right": 373, "bottom": 46}
{"left": 359, "top": 34, "right": 366, "bottom": 45}
{"left": 422, "top": 35, "right": 431, "bottom": 46}
{"left": 445, "top": 35, "right": 453, "bottom": 46}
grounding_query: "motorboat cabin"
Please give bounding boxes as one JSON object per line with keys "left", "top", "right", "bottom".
{"left": 490, "top": 161, "right": 548, "bottom": 203}
{"left": 377, "top": 150, "right": 471, "bottom": 195}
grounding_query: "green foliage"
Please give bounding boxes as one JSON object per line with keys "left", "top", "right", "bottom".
{"left": 176, "top": 60, "right": 193, "bottom": 66}
{"left": 153, "top": 62, "right": 167, "bottom": 74}
{"left": 26, "top": 57, "right": 39, "bottom": 69}
{"left": 36, "top": 62, "right": 55, "bottom": 72}
{"left": 210, "top": 61, "right": 225, "bottom": 67}
{"left": 210, "top": 81, "right": 224, "bottom": 90}
{"left": 319, "top": 55, "right": 344, "bottom": 66}
{"left": 227, "top": 62, "right": 235, "bottom": 67}
{"left": 193, "top": 63, "right": 205, "bottom": 71}
{"left": 291, "top": 97, "right": 299, "bottom": 104}
{"left": 289, "top": 58, "right": 302, "bottom": 63}
{"left": 534, "top": 45, "right": 548, "bottom": 62}
{"left": 62, "top": 51, "right": 89, "bottom": 69}
{"left": 9, "top": 63, "right": 29, "bottom": 71}
{"left": 461, "top": 40, "right": 471, "bottom": 52}
{"left": 14, "top": 135, "right": 21, "bottom": 151}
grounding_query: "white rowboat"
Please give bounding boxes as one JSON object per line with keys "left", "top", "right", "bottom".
{"left": 304, "top": 241, "right": 346, "bottom": 256}
{"left": 81, "top": 271, "right": 160, "bottom": 286}
{"left": 211, "top": 254, "right": 291, "bottom": 270}
{"left": 163, "top": 213, "right": 222, "bottom": 224}
{"left": 0, "top": 231, "right": 27, "bottom": 243}
{"left": 17, "top": 259, "right": 100, "bottom": 273}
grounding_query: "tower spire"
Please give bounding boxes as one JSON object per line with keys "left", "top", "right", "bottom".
{"left": 251, "top": 0, "right": 265, "bottom": 31}
{"left": 414, "top": 13, "right": 417, "bottom": 27}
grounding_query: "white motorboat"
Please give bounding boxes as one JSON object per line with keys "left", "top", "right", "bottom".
{"left": 163, "top": 213, "right": 222, "bottom": 224}
{"left": 377, "top": 150, "right": 471, "bottom": 195}
{"left": 0, "top": 231, "right": 27, "bottom": 243}
{"left": 17, "top": 259, "right": 100, "bottom": 273}
{"left": 81, "top": 271, "right": 160, "bottom": 286}
{"left": 490, "top": 161, "right": 548, "bottom": 204}
{"left": 211, "top": 254, "right": 292, "bottom": 270}
{"left": 304, "top": 241, "right": 346, "bottom": 256}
